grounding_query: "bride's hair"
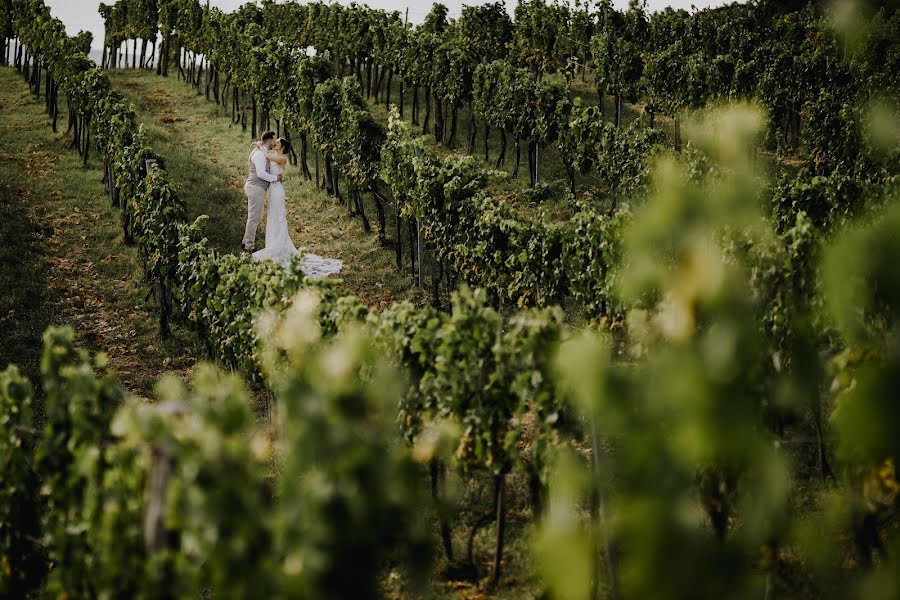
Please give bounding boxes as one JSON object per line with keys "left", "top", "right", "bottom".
{"left": 277, "top": 138, "right": 294, "bottom": 157}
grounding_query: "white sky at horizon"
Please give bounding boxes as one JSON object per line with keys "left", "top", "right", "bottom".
{"left": 48, "top": 0, "right": 741, "bottom": 56}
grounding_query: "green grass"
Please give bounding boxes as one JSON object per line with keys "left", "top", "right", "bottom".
{"left": 0, "top": 66, "right": 203, "bottom": 398}
{"left": 107, "top": 69, "right": 421, "bottom": 309}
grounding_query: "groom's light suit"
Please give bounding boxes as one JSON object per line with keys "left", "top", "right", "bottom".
{"left": 243, "top": 145, "right": 279, "bottom": 251}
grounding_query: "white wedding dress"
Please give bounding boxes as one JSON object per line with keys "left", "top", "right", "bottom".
{"left": 252, "top": 162, "right": 343, "bottom": 278}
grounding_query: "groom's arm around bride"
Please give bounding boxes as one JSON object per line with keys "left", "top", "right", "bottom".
{"left": 242, "top": 131, "right": 281, "bottom": 252}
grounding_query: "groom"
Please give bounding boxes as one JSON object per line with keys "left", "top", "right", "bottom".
{"left": 243, "top": 130, "right": 283, "bottom": 252}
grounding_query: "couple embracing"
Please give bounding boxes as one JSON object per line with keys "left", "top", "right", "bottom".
{"left": 243, "top": 131, "right": 341, "bottom": 278}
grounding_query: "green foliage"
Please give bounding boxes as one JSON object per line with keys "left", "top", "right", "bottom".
{"left": 644, "top": 39, "right": 710, "bottom": 116}
{"left": 789, "top": 193, "right": 900, "bottom": 598}
{"left": 111, "top": 368, "right": 276, "bottom": 598}
{"left": 534, "top": 100, "right": 900, "bottom": 600}
{"left": 310, "top": 77, "right": 385, "bottom": 190}
{"left": 555, "top": 100, "right": 606, "bottom": 194}
{"left": 379, "top": 106, "right": 669, "bottom": 316}
{"left": 175, "top": 217, "right": 314, "bottom": 379}
{"left": 0, "top": 366, "right": 43, "bottom": 597}
{"left": 36, "top": 327, "right": 125, "bottom": 597}
{"left": 0, "top": 0, "right": 12, "bottom": 39}
{"left": 431, "top": 36, "right": 476, "bottom": 111}
{"left": 596, "top": 115, "right": 667, "bottom": 200}
{"left": 564, "top": 202, "right": 631, "bottom": 319}
{"left": 539, "top": 105, "right": 794, "bottom": 600}
{"left": 472, "top": 59, "right": 565, "bottom": 145}
{"left": 87, "top": 0, "right": 897, "bottom": 322}
{"left": 825, "top": 197, "right": 900, "bottom": 358}
{"left": 458, "top": 2, "right": 512, "bottom": 63}
{"left": 772, "top": 167, "right": 865, "bottom": 232}
{"left": 378, "top": 287, "right": 563, "bottom": 477}
{"left": 591, "top": 24, "right": 643, "bottom": 103}
{"left": 1, "top": 321, "right": 439, "bottom": 597}
{"left": 100, "top": 0, "right": 158, "bottom": 48}
{"left": 421, "top": 3, "right": 449, "bottom": 35}
{"left": 259, "top": 295, "right": 433, "bottom": 598}
{"left": 513, "top": 0, "right": 575, "bottom": 77}
{"left": 803, "top": 91, "right": 872, "bottom": 170}
{"left": 381, "top": 110, "right": 572, "bottom": 310}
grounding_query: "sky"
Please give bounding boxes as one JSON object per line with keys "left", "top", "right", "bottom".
{"left": 47, "top": 0, "right": 738, "bottom": 60}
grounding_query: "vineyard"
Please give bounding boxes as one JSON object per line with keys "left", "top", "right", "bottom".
{"left": 1, "top": 0, "right": 899, "bottom": 598}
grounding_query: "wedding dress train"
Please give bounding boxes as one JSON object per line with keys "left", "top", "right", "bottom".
{"left": 252, "top": 163, "right": 342, "bottom": 278}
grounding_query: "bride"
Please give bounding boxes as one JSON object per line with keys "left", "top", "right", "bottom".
{"left": 252, "top": 138, "right": 342, "bottom": 278}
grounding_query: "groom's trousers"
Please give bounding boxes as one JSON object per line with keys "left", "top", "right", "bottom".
{"left": 243, "top": 182, "right": 267, "bottom": 250}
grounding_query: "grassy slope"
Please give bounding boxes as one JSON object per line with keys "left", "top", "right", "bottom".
{"left": 107, "top": 69, "right": 420, "bottom": 310}
{"left": 0, "top": 66, "right": 203, "bottom": 398}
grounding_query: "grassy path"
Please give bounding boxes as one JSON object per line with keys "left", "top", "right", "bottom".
{"left": 107, "top": 69, "right": 418, "bottom": 309}
{"left": 0, "top": 67, "right": 202, "bottom": 398}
